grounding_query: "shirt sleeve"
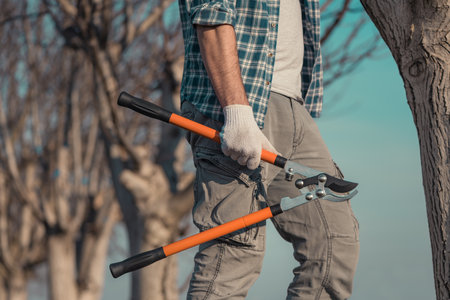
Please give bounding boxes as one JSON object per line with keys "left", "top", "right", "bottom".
{"left": 187, "top": 0, "right": 237, "bottom": 27}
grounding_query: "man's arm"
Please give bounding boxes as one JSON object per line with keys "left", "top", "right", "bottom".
{"left": 196, "top": 24, "right": 277, "bottom": 170}
{"left": 196, "top": 24, "right": 248, "bottom": 107}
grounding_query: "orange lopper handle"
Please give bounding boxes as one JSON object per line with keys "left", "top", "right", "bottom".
{"left": 164, "top": 206, "right": 275, "bottom": 256}
{"left": 169, "top": 114, "right": 280, "bottom": 165}
{"left": 110, "top": 205, "right": 282, "bottom": 278}
{"left": 117, "top": 92, "right": 286, "bottom": 168}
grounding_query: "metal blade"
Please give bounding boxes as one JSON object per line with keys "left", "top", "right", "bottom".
{"left": 284, "top": 161, "right": 358, "bottom": 193}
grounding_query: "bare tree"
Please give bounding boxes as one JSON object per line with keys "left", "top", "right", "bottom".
{"left": 0, "top": 2, "right": 119, "bottom": 299}
{"left": 0, "top": 0, "right": 191, "bottom": 299}
{"left": 0, "top": 3, "right": 47, "bottom": 298}
{"left": 0, "top": 159, "right": 46, "bottom": 300}
{"left": 42, "top": 1, "right": 193, "bottom": 299}
{"left": 359, "top": 1, "right": 450, "bottom": 299}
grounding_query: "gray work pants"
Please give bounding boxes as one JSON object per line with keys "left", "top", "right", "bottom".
{"left": 181, "top": 92, "right": 359, "bottom": 300}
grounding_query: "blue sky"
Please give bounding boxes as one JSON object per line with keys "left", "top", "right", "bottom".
{"left": 104, "top": 3, "right": 436, "bottom": 300}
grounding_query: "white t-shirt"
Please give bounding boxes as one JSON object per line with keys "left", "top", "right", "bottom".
{"left": 271, "top": 0, "right": 304, "bottom": 101}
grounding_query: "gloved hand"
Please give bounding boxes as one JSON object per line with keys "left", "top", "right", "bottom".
{"left": 221, "top": 104, "right": 278, "bottom": 170}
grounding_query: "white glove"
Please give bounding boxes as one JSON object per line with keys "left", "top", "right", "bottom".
{"left": 221, "top": 104, "right": 278, "bottom": 170}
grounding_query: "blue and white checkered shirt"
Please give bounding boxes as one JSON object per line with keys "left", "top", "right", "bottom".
{"left": 179, "top": 0, "right": 323, "bottom": 127}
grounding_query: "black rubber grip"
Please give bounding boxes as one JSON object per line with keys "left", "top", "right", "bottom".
{"left": 117, "top": 91, "right": 172, "bottom": 123}
{"left": 109, "top": 247, "right": 166, "bottom": 278}
{"left": 270, "top": 204, "right": 283, "bottom": 216}
{"left": 274, "top": 156, "right": 287, "bottom": 168}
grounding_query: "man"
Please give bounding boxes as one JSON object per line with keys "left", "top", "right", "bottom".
{"left": 178, "top": 0, "right": 359, "bottom": 299}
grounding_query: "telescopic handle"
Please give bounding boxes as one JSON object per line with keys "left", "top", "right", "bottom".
{"left": 109, "top": 205, "right": 282, "bottom": 278}
{"left": 117, "top": 91, "right": 286, "bottom": 168}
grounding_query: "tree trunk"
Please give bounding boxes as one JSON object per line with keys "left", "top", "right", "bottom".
{"left": 139, "top": 222, "right": 179, "bottom": 300}
{"left": 0, "top": 278, "right": 5, "bottom": 300}
{"left": 78, "top": 200, "right": 120, "bottom": 300}
{"left": 91, "top": 44, "right": 190, "bottom": 299}
{"left": 89, "top": 43, "right": 144, "bottom": 300}
{"left": 360, "top": 1, "right": 450, "bottom": 299}
{"left": 103, "top": 138, "right": 144, "bottom": 300}
{"left": 119, "top": 161, "right": 177, "bottom": 300}
{"left": 47, "top": 234, "right": 78, "bottom": 300}
{"left": 120, "top": 159, "right": 194, "bottom": 300}
{"left": 3, "top": 272, "right": 27, "bottom": 300}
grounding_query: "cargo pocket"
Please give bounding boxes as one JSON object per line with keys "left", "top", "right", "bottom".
{"left": 192, "top": 147, "right": 266, "bottom": 251}
{"left": 329, "top": 161, "right": 359, "bottom": 241}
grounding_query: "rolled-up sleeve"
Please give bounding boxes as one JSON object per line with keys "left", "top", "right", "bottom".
{"left": 187, "top": 0, "right": 236, "bottom": 27}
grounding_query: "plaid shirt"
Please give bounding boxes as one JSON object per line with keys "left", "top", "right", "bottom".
{"left": 178, "top": 0, "right": 323, "bottom": 127}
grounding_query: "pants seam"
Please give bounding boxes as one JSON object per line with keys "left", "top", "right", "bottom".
{"left": 202, "top": 242, "right": 225, "bottom": 300}
{"left": 291, "top": 98, "right": 305, "bottom": 151}
{"left": 314, "top": 200, "right": 333, "bottom": 300}
{"left": 290, "top": 99, "right": 299, "bottom": 151}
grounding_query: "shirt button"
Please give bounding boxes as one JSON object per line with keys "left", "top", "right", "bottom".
{"left": 265, "top": 81, "right": 270, "bottom": 85}
{"left": 268, "top": 52, "right": 273, "bottom": 57}
{"left": 271, "top": 23, "right": 276, "bottom": 28}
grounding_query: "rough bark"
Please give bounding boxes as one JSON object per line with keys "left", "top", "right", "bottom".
{"left": 360, "top": 1, "right": 450, "bottom": 299}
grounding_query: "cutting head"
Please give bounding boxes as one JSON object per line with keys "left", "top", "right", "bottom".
{"left": 284, "top": 161, "right": 358, "bottom": 193}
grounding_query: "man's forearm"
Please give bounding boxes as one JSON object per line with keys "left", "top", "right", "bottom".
{"left": 196, "top": 24, "right": 249, "bottom": 107}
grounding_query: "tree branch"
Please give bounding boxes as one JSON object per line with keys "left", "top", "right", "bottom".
{"left": 55, "top": 0, "right": 77, "bottom": 18}
{"left": 0, "top": 173, "right": 14, "bottom": 274}
{"left": 321, "top": 0, "right": 351, "bottom": 44}
{"left": 123, "top": 0, "right": 175, "bottom": 48}
{"left": 0, "top": 94, "right": 44, "bottom": 221}
{"left": 0, "top": 10, "right": 49, "bottom": 27}
{"left": 320, "top": 0, "right": 334, "bottom": 12}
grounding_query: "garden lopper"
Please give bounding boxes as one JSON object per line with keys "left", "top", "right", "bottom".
{"left": 109, "top": 92, "right": 358, "bottom": 278}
